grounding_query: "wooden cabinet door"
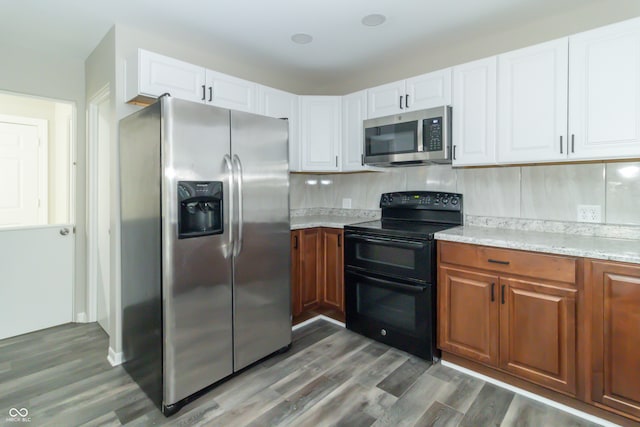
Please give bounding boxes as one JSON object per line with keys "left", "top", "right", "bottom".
{"left": 589, "top": 260, "right": 640, "bottom": 418}
{"left": 497, "top": 38, "right": 569, "bottom": 164}
{"left": 341, "top": 90, "right": 368, "bottom": 172}
{"left": 569, "top": 18, "right": 640, "bottom": 161}
{"left": 300, "top": 228, "right": 321, "bottom": 311}
{"left": 405, "top": 68, "right": 452, "bottom": 112}
{"left": 321, "top": 228, "right": 344, "bottom": 312}
{"left": 299, "top": 96, "right": 342, "bottom": 171}
{"left": 366, "top": 80, "right": 406, "bottom": 118}
{"left": 451, "top": 56, "right": 497, "bottom": 166}
{"left": 257, "top": 85, "right": 300, "bottom": 171}
{"left": 439, "top": 266, "right": 500, "bottom": 366}
{"left": 205, "top": 69, "right": 256, "bottom": 113}
{"left": 290, "top": 231, "right": 302, "bottom": 317}
{"left": 500, "top": 277, "right": 577, "bottom": 396}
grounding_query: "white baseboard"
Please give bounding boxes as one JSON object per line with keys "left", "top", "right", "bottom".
{"left": 107, "top": 347, "right": 124, "bottom": 367}
{"left": 441, "top": 360, "right": 621, "bottom": 427}
{"left": 292, "top": 314, "right": 345, "bottom": 331}
{"left": 76, "top": 312, "right": 87, "bottom": 323}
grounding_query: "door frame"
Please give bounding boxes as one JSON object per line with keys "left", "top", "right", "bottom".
{"left": 86, "top": 84, "right": 111, "bottom": 324}
{"left": 0, "top": 113, "right": 49, "bottom": 225}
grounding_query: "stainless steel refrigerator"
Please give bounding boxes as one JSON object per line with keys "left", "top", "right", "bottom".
{"left": 119, "top": 96, "right": 291, "bottom": 416}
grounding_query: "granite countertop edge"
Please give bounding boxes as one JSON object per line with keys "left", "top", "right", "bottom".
{"left": 435, "top": 226, "right": 640, "bottom": 265}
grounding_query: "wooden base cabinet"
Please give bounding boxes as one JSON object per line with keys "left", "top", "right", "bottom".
{"left": 291, "top": 228, "right": 344, "bottom": 317}
{"left": 500, "top": 277, "right": 577, "bottom": 395}
{"left": 588, "top": 260, "right": 640, "bottom": 420}
{"left": 320, "top": 228, "right": 344, "bottom": 312}
{"left": 438, "top": 241, "right": 578, "bottom": 397}
{"left": 439, "top": 266, "right": 499, "bottom": 366}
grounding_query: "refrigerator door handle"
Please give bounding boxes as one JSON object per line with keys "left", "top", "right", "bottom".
{"left": 223, "top": 154, "right": 234, "bottom": 256}
{"left": 232, "top": 154, "right": 244, "bottom": 257}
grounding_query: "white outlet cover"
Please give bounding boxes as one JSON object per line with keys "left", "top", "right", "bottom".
{"left": 577, "top": 205, "right": 602, "bottom": 223}
{"left": 342, "top": 198, "right": 352, "bottom": 209}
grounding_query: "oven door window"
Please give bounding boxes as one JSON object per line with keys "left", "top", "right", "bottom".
{"left": 365, "top": 121, "right": 418, "bottom": 156}
{"left": 345, "top": 234, "right": 432, "bottom": 282}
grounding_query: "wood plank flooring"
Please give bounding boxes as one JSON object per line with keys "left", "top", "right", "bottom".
{"left": 0, "top": 320, "right": 606, "bottom": 426}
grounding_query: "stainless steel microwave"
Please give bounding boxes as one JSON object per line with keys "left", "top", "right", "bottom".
{"left": 363, "top": 106, "right": 452, "bottom": 167}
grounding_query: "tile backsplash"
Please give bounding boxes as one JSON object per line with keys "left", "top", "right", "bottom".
{"left": 290, "top": 161, "right": 640, "bottom": 226}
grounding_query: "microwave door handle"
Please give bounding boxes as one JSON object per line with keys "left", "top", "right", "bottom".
{"left": 350, "top": 235, "right": 425, "bottom": 250}
{"left": 417, "top": 119, "right": 424, "bottom": 152}
{"left": 349, "top": 271, "right": 427, "bottom": 294}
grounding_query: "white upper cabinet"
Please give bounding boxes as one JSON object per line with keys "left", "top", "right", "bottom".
{"left": 126, "top": 49, "right": 256, "bottom": 112}
{"left": 341, "top": 90, "right": 368, "bottom": 172}
{"left": 452, "top": 57, "right": 497, "bottom": 166}
{"left": 367, "top": 68, "right": 452, "bottom": 119}
{"left": 299, "top": 96, "right": 342, "bottom": 172}
{"left": 205, "top": 70, "right": 256, "bottom": 113}
{"left": 405, "top": 69, "right": 452, "bottom": 111}
{"left": 367, "top": 80, "right": 406, "bottom": 118}
{"left": 497, "top": 38, "right": 569, "bottom": 164}
{"left": 127, "top": 49, "right": 206, "bottom": 103}
{"left": 569, "top": 17, "right": 640, "bottom": 160}
{"left": 257, "top": 85, "right": 300, "bottom": 171}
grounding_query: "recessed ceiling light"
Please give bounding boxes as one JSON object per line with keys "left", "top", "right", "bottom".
{"left": 362, "top": 14, "right": 386, "bottom": 27}
{"left": 291, "top": 33, "right": 313, "bottom": 44}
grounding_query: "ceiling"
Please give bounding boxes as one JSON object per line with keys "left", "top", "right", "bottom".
{"left": 1, "top": 0, "right": 606, "bottom": 91}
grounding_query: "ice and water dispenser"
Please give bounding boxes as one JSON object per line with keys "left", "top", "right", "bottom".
{"left": 177, "top": 181, "right": 223, "bottom": 239}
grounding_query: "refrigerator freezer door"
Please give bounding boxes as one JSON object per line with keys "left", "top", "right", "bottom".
{"left": 231, "top": 111, "right": 291, "bottom": 370}
{"left": 161, "top": 98, "right": 234, "bottom": 405}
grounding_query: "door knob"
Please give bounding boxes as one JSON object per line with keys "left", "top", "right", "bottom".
{"left": 60, "top": 228, "right": 70, "bottom": 236}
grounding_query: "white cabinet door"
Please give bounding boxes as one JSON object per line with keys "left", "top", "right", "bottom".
{"left": 569, "top": 18, "right": 640, "bottom": 160}
{"left": 367, "top": 80, "right": 406, "bottom": 118}
{"left": 131, "top": 49, "right": 206, "bottom": 103}
{"left": 257, "top": 85, "right": 300, "bottom": 171}
{"left": 341, "top": 90, "right": 368, "bottom": 172}
{"left": 497, "top": 38, "right": 569, "bottom": 164}
{"left": 406, "top": 68, "right": 452, "bottom": 111}
{"left": 452, "top": 57, "right": 497, "bottom": 166}
{"left": 299, "top": 96, "right": 342, "bottom": 172}
{"left": 205, "top": 70, "right": 256, "bottom": 113}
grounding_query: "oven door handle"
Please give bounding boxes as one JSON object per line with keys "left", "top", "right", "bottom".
{"left": 348, "top": 235, "right": 426, "bottom": 250}
{"left": 349, "top": 271, "right": 427, "bottom": 294}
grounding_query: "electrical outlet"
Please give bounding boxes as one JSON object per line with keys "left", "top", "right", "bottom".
{"left": 577, "top": 205, "right": 602, "bottom": 223}
{"left": 342, "top": 198, "right": 352, "bottom": 209}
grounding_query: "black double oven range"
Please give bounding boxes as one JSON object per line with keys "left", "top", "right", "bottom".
{"left": 344, "top": 191, "right": 463, "bottom": 362}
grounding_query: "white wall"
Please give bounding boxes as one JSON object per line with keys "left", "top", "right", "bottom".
{"left": 291, "top": 161, "right": 640, "bottom": 227}
{"left": 322, "top": 0, "right": 640, "bottom": 94}
{"left": 0, "top": 44, "right": 86, "bottom": 318}
{"left": 85, "top": 27, "right": 118, "bottom": 354}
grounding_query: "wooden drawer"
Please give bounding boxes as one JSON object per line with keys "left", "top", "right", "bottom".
{"left": 439, "top": 241, "right": 576, "bottom": 285}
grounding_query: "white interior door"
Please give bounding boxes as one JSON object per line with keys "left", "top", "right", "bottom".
{"left": 0, "top": 117, "right": 47, "bottom": 226}
{"left": 0, "top": 107, "right": 74, "bottom": 341}
{"left": 0, "top": 226, "right": 73, "bottom": 340}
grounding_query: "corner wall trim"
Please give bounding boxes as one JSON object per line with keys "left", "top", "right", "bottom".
{"left": 292, "top": 314, "right": 345, "bottom": 331}
{"left": 76, "top": 312, "right": 87, "bottom": 323}
{"left": 107, "top": 347, "right": 124, "bottom": 367}
{"left": 441, "top": 360, "right": 619, "bottom": 427}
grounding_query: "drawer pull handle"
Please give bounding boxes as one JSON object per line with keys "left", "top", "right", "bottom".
{"left": 488, "top": 259, "right": 510, "bottom": 265}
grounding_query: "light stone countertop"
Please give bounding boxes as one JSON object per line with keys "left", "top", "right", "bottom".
{"left": 290, "top": 215, "right": 374, "bottom": 230}
{"left": 434, "top": 225, "right": 640, "bottom": 264}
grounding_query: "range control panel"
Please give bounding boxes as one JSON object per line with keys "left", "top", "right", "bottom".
{"left": 380, "top": 191, "right": 462, "bottom": 211}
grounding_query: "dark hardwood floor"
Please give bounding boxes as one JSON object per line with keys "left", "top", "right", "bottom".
{"left": 0, "top": 320, "right": 605, "bottom": 426}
